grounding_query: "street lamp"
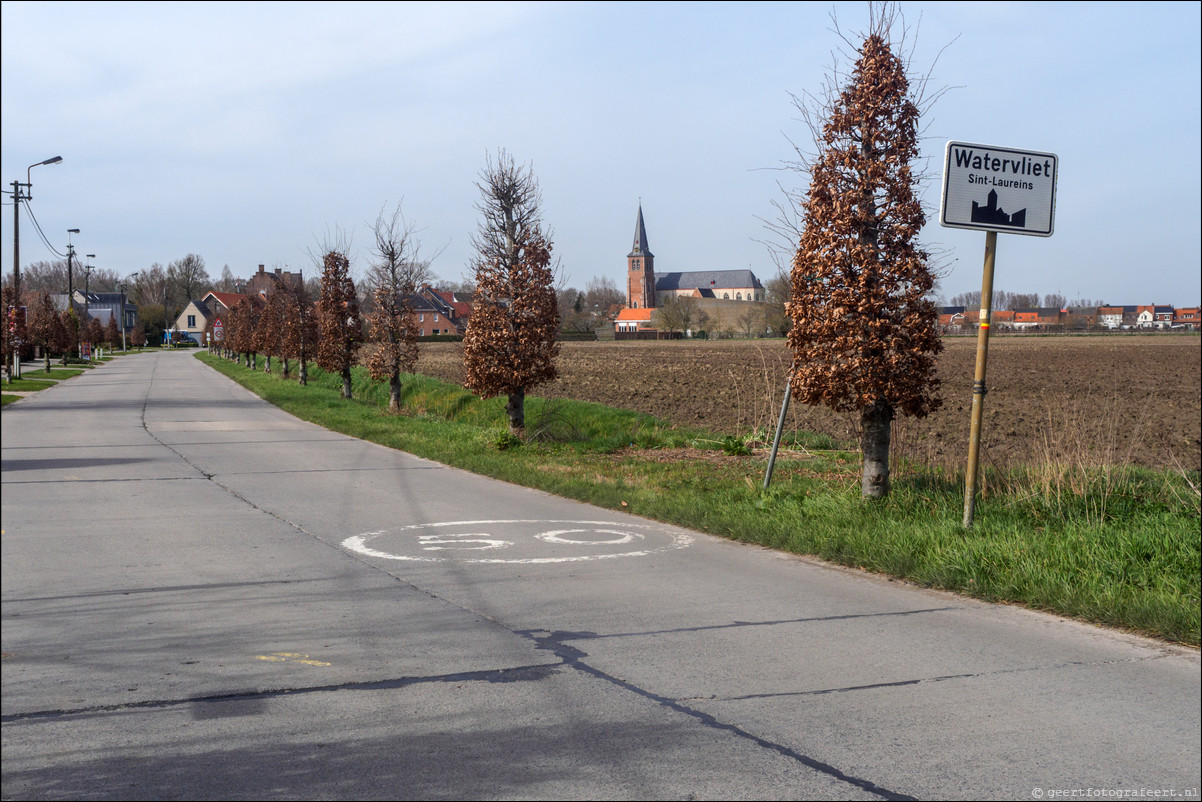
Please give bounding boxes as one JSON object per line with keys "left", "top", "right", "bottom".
{"left": 84, "top": 255, "right": 96, "bottom": 329}
{"left": 10, "top": 156, "right": 63, "bottom": 299}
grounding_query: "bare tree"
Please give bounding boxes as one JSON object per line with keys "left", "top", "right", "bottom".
{"left": 786, "top": 6, "right": 943, "bottom": 500}
{"left": 365, "top": 204, "right": 433, "bottom": 411}
{"left": 462, "top": 150, "right": 560, "bottom": 435}
{"left": 316, "top": 250, "right": 362, "bottom": 398}
{"left": 1042, "top": 293, "right": 1067, "bottom": 310}
{"left": 216, "top": 264, "right": 238, "bottom": 293}
{"left": 168, "top": 254, "right": 211, "bottom": 304}
{"left": 653, "top": 295, "right": 699, "bottom": 335}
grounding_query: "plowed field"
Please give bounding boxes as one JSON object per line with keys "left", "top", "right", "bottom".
{"left": 415, "top": 335, "right": 1201, "bottom": 471}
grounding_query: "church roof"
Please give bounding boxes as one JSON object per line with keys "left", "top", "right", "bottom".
{"left": 654, "top": 270, "right": 763, "bottom": 291}
{"left": 628, "top": 204, "right": 653, "bottom": 259}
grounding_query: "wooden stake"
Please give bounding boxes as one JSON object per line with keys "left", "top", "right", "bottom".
{"left": 963, "top": 231, "right": 998, "bottom": 527}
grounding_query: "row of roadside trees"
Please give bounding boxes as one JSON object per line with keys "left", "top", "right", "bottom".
{"left": 212, "top": 150, "right": 561, "bottom": 436}
{"left": 2, "top": 287, "right": 148, "bottom": 376}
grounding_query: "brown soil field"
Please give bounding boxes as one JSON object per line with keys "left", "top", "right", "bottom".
{"left": 415, "top": 335, "right": 1202, "bottom": 471}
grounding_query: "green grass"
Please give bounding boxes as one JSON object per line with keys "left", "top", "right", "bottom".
{"left": 1, "top": 378, "right": 56, "bottom": 391}
{"left": 17, "top": 367, "right": 87, "bottom": 380}
{"left": 2, "top": 393, "right": 20, "bottom": 406}
{"left": 196, "top": 352, "right": 1201, "bottom": 646}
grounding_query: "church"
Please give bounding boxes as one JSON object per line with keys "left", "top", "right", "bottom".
{"left": 615, "top": 205, "right": 765, "bottom": 334}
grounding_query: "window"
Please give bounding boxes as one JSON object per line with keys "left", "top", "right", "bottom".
{"left": 736, "top": 293, "right": 742, "bottom": 300}
{"left": 419, "top": 313, "right": 424, "bottom": 322}
{"left": 433, "top": 313, "right": 439, "bottom": 322}
{"left": 187, "top": 315, "right": 196, "bottom": 328}
{"left": 723, "top": 293, "right": 729, "bottom": 299}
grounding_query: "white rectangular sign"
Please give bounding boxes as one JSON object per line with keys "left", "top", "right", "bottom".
{"left": 940, "top": 141, "right": 1058, "bottom": 237}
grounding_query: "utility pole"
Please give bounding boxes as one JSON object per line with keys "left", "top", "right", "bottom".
{"left": 66, "top": 229, "right": 80, "bottom": 358}
{"left": 11, "top": 180, "right": 20, "bottom": 299}
{"left": 7, "top": 157, "right": 62, "bottom": 378}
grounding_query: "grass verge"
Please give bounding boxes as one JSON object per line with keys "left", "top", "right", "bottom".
{"left": 197, "top": 352, "right": 1201, "bottom": 646}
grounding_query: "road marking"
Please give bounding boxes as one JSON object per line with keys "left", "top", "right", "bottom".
{"left": 342, "top": 519, "right": 693, "bottom": 564}
{"left": 254, "top": 652, "right": 331, "bottom": 666}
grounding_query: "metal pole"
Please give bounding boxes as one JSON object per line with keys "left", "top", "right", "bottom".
{"left": 963, "top": 231, "right": 998, "bottom": 528}
{"left": 763, "top": 373, "right": 793, "bottom": 491}
{"left": 67, "top": 243, "right": 77, "bottom": 358}
{"left": 10, "top": 180, "right": 20, "bottom": 379}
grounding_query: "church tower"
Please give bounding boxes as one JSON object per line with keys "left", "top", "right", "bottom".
{"left": 627, "top": 204, "right": 656, "bottom": 309}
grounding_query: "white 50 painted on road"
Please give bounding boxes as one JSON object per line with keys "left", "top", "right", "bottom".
{"left": 342, "top": 519, "right": 694, "bottom": 564}
{"left": 940, "top": 141, "right": 1058, "bottom": 237}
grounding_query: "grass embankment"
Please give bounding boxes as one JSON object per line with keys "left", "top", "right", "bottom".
{"left": 197, "top": 352, "right": 1201, "bottom": 646}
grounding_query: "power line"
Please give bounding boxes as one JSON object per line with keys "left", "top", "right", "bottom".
{"left": 23, "top": 200, "right": 66, "bottom": 259}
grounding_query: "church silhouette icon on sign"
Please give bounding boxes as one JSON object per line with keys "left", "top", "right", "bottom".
{"left": 971, "top": 189, "right": 1026, "bottom": 228}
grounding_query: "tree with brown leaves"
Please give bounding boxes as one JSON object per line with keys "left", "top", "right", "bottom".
{"left": 462, "top": 151, "right": 560, "bottom": 435}
{"left": 316, "top": 251, "right": 362, "bottom": 398}
{"left": 365, "top": 205, "right": 431, "bottom": 412}
{"left": 58, "top": 309, "right": 79, "bottom": 363}
{"left": 253, "top": 289, "right": 286, "bottom": 373}
{"left": 28, "top": 292, "right": 59, "bottom": 371}
{"left": 280, "top": 279, "right": 318, "bottom": 385}
{"left": 104, "top": 315, "right": 120, "bottom": 349}
{"left": 84, "top": 317, "right": 105, "bottom": 350}
{"left": 787, "top": 11, "right": 943, "bottom": 499}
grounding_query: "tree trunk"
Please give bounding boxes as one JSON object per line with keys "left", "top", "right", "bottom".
{"left": 506, "top": 387, "right": 525, "bottom": 435}
{"left": 341, "top": 367, "right": 352, "bottom": 398}
{"left": 860, "top": 398, "right": 894, "bottom": 499}
{"left": 389, "top": 374, "right": 401, "bottom": 412}
{"left": 264, "top": 355, "right": 272, "bottom": 373}
{"left": 299, "top": 359, "right": 308, "bottom": 386}
{"left": 282, "top": 358, "right": 290, "bottom": 379}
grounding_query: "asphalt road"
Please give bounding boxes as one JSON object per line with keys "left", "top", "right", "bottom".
{"left": 2, "top": 350, "right": 1198, "bottom": 801}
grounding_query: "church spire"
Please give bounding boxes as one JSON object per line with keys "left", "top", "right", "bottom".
{"left": 626, "top": 202, "right": 656, "bottom": 310}
{"left": 629, "top": 204, "right": 653, "bottom": 258}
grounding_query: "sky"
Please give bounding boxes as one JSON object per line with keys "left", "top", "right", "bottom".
{"left": 2, "top": 1, "right": 1200, "bottom": 305}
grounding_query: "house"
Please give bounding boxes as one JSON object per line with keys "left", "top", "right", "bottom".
{"left": 173, "top": 298, "right": 212, "bottom": 344}
{"left": 1013, "top": 308, "right": 1064, "bottom": 330}
{"left": 1173, "top": 308, "right": 1200, "bottom": 329}
{"left": 1097, "top": 306, "right": 1128, "bottom": 329}
{"left": 201, "top": 291, "right": 252, "bottom": 320}
{"left": 938, "top": 306, "right": 967, "bottom": 331}
{"left": 614, "top": 307, "right": 654, "bottom": 333}
{"left": 409, "top": 285, "right": 470, "bottom": 337}
{"left": 245, "top": 264, "right": 302, "bottom": 296}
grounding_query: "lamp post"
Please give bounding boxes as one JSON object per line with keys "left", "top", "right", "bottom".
{"left": 11, "top": 156, "right": 63, "bottom": 301}
{"left": 67, "top": 229, "right": 80, "bottom": 357}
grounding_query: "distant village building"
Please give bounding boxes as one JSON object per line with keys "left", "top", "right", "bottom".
{"left": 617, "top": 205, "right": 765, "bottom": 336}
{"left": 245, "top": 264, "right": 302, "bottom": 296}
{"left": 410, "top": 285, "right": 472, "bottom": 337}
